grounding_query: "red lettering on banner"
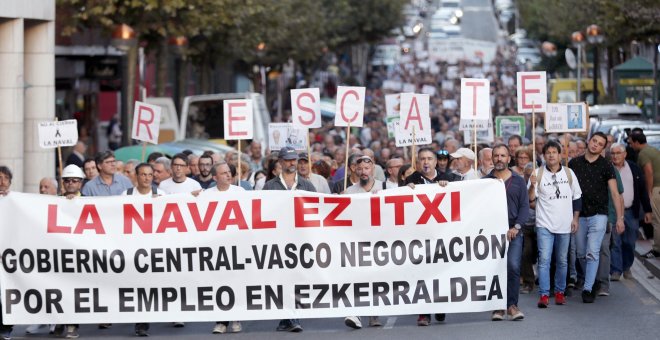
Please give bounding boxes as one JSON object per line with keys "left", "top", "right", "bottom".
{"left": 520, "top": 74, "right": 542, "bottom": 110}
{"left": 74, "top": 205, "right": 105, "bottom": 234}
{"left": 47, "top": 204, "right": 71, "bottom": 233}
{"left": 404, "top": 96, "right": 423, "bottom": 130}
{"left": 123, "top": 204, "right": 153, "bottom": 234}
{"left": 188, "top": 202, "right": 217, "bottom": 232}
{"left": 451, "top": 191, "right": 461, "bottom": 222}
{"left": 370, "top": 196, "right": 381, "bottom": 226}
{"left": 218, "top": 200, "right": 248, "bottom": 230}
{"left": 322, "top": 196, "right": 352, "bottom": 227}
{"left": 227, "top": 102, "right": 248, "bottom": 137}
{"left": 136, "top": 105, "right": 155, "bottom": 139}
{"left": 340, "top": 90, "right": 360, "bottom": 123}
{"left": 252, "top": 199, "right": 276, "bottom": 229}
{"left": 465, "top": 81, "right": 485, "bottom": 116}
{"left": 296, "top": 92, "right": 317, "bottom": 126}
{"left": 156, "top": 203, "right": 186, "bottom": 233}
{"left": 416, "top": 193, "right": 447, "bottom": 224}
{"left": 384, "top": 195, "right": 414, "bottom": 225}
{"left": 294, "top": 197, "right": 321, "bottom": 227}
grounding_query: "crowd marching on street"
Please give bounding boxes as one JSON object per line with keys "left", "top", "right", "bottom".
{"left": 2, "top": 43, "right": 660, "bottom": 340}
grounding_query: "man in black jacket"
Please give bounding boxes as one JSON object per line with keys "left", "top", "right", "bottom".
{"left": 406, "top": 148, "right": 461, "bottom": 187}
{"left": 609, "top": 143, "right": 653, "bottom": 280}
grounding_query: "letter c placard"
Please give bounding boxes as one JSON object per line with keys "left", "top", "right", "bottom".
{"left": 334, "top": 86, "right": 365, "bottom": 127}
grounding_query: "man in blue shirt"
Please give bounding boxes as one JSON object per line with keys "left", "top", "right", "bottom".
{"left": 81, "top": 150, "right": 133, "bottom": 197}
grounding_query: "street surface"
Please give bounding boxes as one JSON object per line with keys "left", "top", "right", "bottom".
{"left": 460, "top": 0, "right": 499, "bottom": 42}
{"left": 9, "top": 262, "right": 660, "bottom": 339}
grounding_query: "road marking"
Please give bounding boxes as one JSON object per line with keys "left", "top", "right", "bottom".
{"left": 383, "top": 316, "right": 397, "bottom": 329}
{"left": 462, "top": 6, "right": 491, "bottom": 12}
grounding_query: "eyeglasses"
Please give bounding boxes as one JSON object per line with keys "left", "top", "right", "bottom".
{"left": 172, "top": 163, "right": 187, "bottom": 168}
{"left": 356, "top": 157, "right": 373, "bottom": 164}
{"left": 551, "top": 173, "right": 560, "bottom": 199}
{"left": 63, "top": 178, "right": 82, "bottom": 184}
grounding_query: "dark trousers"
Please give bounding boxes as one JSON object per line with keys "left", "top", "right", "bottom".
{"left": 0, "top": 303, "right": 12, "bottom": 335}
{"left": 521, "top": 227, "right": 537, "bottom": 287}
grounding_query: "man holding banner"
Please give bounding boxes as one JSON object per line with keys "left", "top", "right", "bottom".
{"left": 0, "top": 166, "right": 13, "bottom": 340}
{"left": 485, "top": 144, "right": 528, "bottom": 321}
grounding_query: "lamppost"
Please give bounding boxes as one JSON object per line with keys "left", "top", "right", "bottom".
{"left": 111, "top": 24, "right": 137, "bottom": 147}
{"left": 571, "top": 31, "right": 585, "bottom": 102}
{"left": 586, "top": 24, "right": 605, "bottom": 105}
{"left": 256, "top": 42, "right": 267, "bottom": 97}
{"left": 169, "top": 36, "right": 188, "bottom": 114}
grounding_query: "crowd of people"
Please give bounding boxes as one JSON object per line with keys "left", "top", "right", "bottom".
{"left": 1, "top": 122, "right": 660, "bottom": 338}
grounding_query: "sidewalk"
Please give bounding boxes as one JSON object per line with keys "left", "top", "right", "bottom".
{"left": 635, "top": 239, "right": 660, "bottom": 278}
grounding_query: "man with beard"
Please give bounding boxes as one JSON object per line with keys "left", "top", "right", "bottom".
{"left": 263, "top": 146, "right": 315, "bottom": 332}
{"left": 193, "top": 154, "right": 216, "bottom": 189}
{"left": 485, "top": 144, "right": 529, "bottom": 321}
{"left": 406, "top": 148, "right": 460, "bottom": 187}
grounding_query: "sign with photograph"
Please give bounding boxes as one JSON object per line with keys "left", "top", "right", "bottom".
{"left": 545, "top": 103, "right": 588, "bottom": 133}
{"left": 268, "top": 123, "right": 307, "bottom": 151}
{"left": 495, "top": 116, "right": 526, "bottom": 139}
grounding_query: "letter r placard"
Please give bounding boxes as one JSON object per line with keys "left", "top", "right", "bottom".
{"left": 131, "top": 101, "right": 162, "bottom": 144}
{"left": 223, "top": 99, "right": 254, "bottom": 140}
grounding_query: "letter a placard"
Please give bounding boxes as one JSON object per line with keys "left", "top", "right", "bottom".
{"left": 460, "top": 78, "right": 490, "bottom": 120}
{"left": 131, "top": 101, "right": 162, "bottom": 144}
{"left": 516, "top": 71, "right": 547, "bottom": 113}
{"left": 223, "top": 99, "right": 254, "bottom": 140}
{"left": 334, "top": 86, "right": 365, "bottom": 127}
{"left": 398, "top": 93, "right": 432, "bottom": 143}
{"left": 291, "top": 88, "right": 321, "bottom": 129}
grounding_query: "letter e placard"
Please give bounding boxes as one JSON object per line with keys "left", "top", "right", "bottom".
{"left": 223, "top": 99, "right": 254, "bottom": 140}
{"left": 516, "top": 71, "right": 547, "bottom": 113}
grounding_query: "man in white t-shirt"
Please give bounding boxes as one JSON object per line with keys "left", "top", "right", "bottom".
{"left": 384, "top": 158, "right": 403, "bottom": 189}
{"left": 158, "top": 153, "right": 202, "bottom": 194}
{"left": 204, "top": 162, "right": 245, "bottom": 194}
{"left": 122, "top": 163, "right": 165, "bottom": 197}
{"left": 528, "top": 140, "right": 582, "bottom": 308}
{"left": 297, "top": 153, "right": 331, "bottom": 194}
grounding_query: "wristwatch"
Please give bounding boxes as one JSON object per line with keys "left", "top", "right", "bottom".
{"left": 513, "top": 223, "right": 522, "bottom": 230}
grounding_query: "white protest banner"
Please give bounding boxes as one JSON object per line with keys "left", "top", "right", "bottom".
{"left": 545, "top": 103, "right": 588, "bottom": 133}
{"left": 421, "top": 85, "right": 437, "bottom": 96}
{"left": 385, "top": 94, "right": 401, "bottom": 118}
{"left": 394, "top": 119, "right": 432, "bottom": 147}
{"left": 38, "top": 120, "right": 78, "bottom": 148}
{"left": 268, "top": 123, "right": 307, "bottom": 151}
{"left": 131, "top": 101, "right": 162, "bottom": 144}
{"left": 460, "top": 78, "right": 490, "bottom": 120}
{"left": 223, "top": 99, "right": 254, "bottom": 140}
{"left": 382, "top": 80, "right": 402, "bottom": 91}
{"left": 428, "top": 38, "right": 497, "bottom": 64}
{"left": 399, "top": 93, "right": 431, "bottom": 137}
{"left": 291, "top": 88, "right": 321, "bottom": 129}
{"left": 459, "top": 118, "right": 492, "bottom": 132}
{"left": 334, "top": 86, "right": 365, "bottom": 127}
{"left": 516, "top": 71, "right": 547, "bottom": 113}
{"left": 0, "top": 181, "right": 509, "bottom": 324}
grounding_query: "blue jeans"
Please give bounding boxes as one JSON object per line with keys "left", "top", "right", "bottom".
{"left": 507, "top": 230, "right": 523, "bottom": 307}
{"left": 576, "top": 215, "right": 608, "bottom": 292}
{"left": 611, "top": 209, "right": 639, "bottom": 273}
{"left": 536, "top": 227, "right": 570, "bottom": 296}
{"left": 569, "top": 233, "right": 577, "bottom": 281}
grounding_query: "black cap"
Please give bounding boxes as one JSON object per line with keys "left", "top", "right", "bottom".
{"left": 298, "top": 152, "right": 309, "bottom": 161}
{"left": 278, "top": 146, "right": 298, "bottom": 160}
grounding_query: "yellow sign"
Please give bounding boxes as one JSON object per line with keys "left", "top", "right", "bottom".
{"left": 619, "top": 78, "right": 655, "bottom": 86}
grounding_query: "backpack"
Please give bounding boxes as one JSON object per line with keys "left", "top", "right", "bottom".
{"left": 127, "top": 184, "right": 158, "bottom": 196}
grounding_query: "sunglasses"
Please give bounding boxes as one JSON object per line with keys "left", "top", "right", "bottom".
{"left": 437, "top": 150, "right": 449, "bottom": 156}
{"left": 356, "top": 157, "right": 373, "bottom": 164}
{"left": 63, "top": 178, "right": 82, "bottom": 184}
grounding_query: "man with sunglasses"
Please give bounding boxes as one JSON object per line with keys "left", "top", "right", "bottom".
{"left": 528, "top": 141, "right": 582, "bottom": 308}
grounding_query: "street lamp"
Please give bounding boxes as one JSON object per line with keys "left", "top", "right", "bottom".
{"left": 571, "top": 31, "right": 585, "bottom": 102}
{"left": 169, "top": 36, "right": 188, "bottom": 114}
{"left": 256, "top": 42, "right": 266, "bottom": 97}
{"left": 111, "top": 24, "right": 138, "bottom": 147}
{"left": 586, "top": 24, "right": 605, "bottom": 104}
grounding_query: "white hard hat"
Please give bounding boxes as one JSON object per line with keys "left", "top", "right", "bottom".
{"left": 62, "top": 164, "right": 85, "bottom": 179}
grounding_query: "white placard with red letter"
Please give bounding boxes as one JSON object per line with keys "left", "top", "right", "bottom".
{"left": 291, "top": 88, "right": 321, "bottom": 129}
{"left": 334, "top": 86, "right": 365, "bottom": 127}
{"left": 131, "top": 101, "right": 162, "bottom": 144}
{"left": 223, "top": 99, "right": 254, "bottom": 140}
{"left": 516, "top": 71, "right": 547, "bottom": 113}
{"left": 399, "top": 93, "right": 431, "bottom": 140}
{"left": 460, "top": 78, "right": 490, "bottom": 120}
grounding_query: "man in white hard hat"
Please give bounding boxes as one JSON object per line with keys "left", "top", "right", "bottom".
{"left": 61, "top": 164, "right": 85, "bottom": 199}
{"left": 451, "top": 147, "right": 479, "bottom": 180}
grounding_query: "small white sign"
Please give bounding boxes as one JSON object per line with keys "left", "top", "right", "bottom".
{"left": 459, "top": 118, "right": 492, "bottom": 131}
{"left": 385, "top": 94, "right": 400, "bottom": 118}
{"left": 460, "top": 78, "right": 490, "bottom": 120}
{"left": 394, "top": 119, "right": 432, "bottom": 147}
{"left": 223, "top": 99, "right": 254, "bottom": 140}
{"left": 545, "top": 103, "right": 588, "bottom": 133}
{"left": 516, "top": 71, "right": 547, "bottom": 113}
{"left": 268, "top": 123, "right": 307, "bottom": 151}
{"left": 334, "top": 86, "right": 365, "bottom": 127}
{"left": 38, "top": 119, "right": 78, "bottom": 148}
{"left": 402, "top": 83, "right": 416, "bottom": 93}
{"left": 463, "top": 124, "right": 495, "bottom": 144}
{"left": 291, "top": 88, "right": 321, "bottom": 129}
{"left": 131, "top": 101, "right": 162, "bottom": 144}
{"left": 421, "top": 85, "right": 437, "bottom": 96}
{"left": 382, "top": 80, "right": 402, "bottom": 91}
